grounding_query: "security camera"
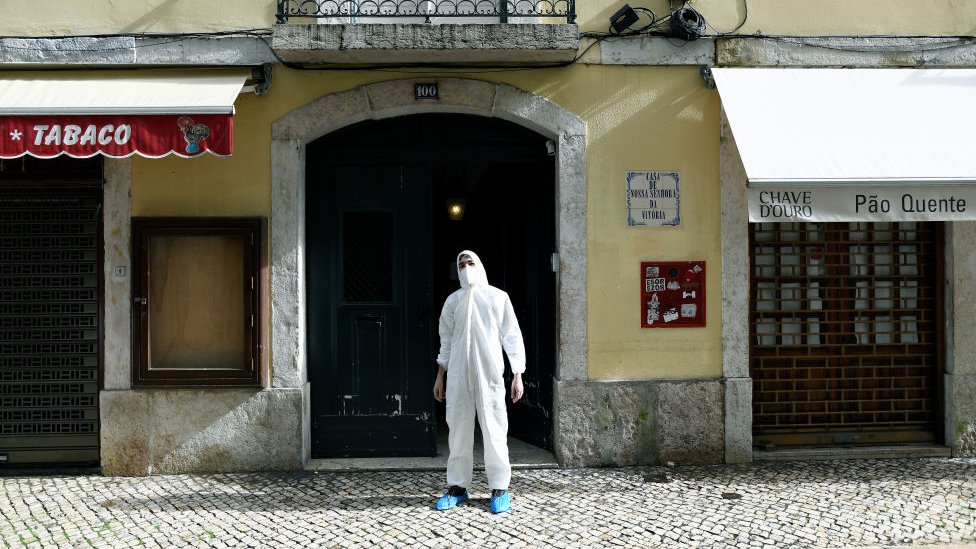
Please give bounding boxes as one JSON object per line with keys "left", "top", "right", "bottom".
{"left": 545, "top": 139, "right": 556, "bottom": 156}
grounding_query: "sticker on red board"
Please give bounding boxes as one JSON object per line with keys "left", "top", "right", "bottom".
{"left": 641, "top": 261, "right": 706, "bottom": 328}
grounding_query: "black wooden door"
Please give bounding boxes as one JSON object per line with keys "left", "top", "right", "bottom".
{"left": 504, "top": 161, "right": 556, "bottom": 451}
{"left": 307, "top": 113, "right": 556, "bottom": 457}
{"left": 307, "top": 164, "right": 435, "bottom": 457}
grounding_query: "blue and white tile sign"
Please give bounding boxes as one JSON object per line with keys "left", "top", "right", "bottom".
{"left": 626, "top": 171, "right": 680, "bottom": 227}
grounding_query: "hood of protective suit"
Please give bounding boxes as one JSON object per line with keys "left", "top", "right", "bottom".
{"left": 457, "top": 250, "right": 489, "bottom": 289}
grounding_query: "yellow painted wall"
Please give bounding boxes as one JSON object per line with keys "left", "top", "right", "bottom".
{"left": 687, "top": 0, "right": 976, "bottom": 37}
{"left": 564, "top": 67, "right": 722, "bottom": 381}
{"left": 128, "top": 64, "right": 722, "bottom": 380}
{"left": 131, "top": 69, "right": 391, "bottom": 216}
{"left": 131, "top": 88, "right": 271, "bottom": 217}
{"left": 5, "top": 0, "right": 975, "bottom": 36}
{"left": 2, "top": 1, "right": 274, "bottom": 35}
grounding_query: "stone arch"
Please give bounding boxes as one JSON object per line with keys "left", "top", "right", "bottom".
{"left": 269, "top": 78, "right": 587, "bottom": 462}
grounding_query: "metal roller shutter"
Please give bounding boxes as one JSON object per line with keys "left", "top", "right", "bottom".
{"left": 750, "top": 221, "right": 941, "bottom": 446}
{"left": 0, "top": 184, "right": 101, "bottom": 466}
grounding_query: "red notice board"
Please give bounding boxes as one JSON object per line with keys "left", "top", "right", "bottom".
{"left": 641, "top": 261, "right": 706, "bottom": 328}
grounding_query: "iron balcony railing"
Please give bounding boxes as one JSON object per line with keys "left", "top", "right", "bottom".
{"left": 277, "top": 0, "right": 576, "bottom": 24}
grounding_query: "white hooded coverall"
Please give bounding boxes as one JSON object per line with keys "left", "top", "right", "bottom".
{"left": 437, "top": 250, "right": 526, "bottom": 491}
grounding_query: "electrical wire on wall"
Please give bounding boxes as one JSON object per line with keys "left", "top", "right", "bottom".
{"left": 765, "top": 35, "right": 976, "bottom": 54}
{"left": 582, "top": 0, "right": 713, "bottom": 52}
{"left": 593, "top": 1, "right": 706, "bottom": 39}
{"left": 589, "top": 0, "right": 974, "bottom": 57}
{"left": 0, "top": 29, "right": 273, "bottom": 51}
{"left": 695, "top": 0, "right": 748, "bottom": 36}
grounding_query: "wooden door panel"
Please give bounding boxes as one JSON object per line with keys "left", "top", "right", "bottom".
{"left": 308, "top": 163, "right": 435, "bottom": 458}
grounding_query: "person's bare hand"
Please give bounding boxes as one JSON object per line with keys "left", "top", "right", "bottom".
{"left": 433, "top": 373, "right": 445, "bottom": 402}
{"left": 511, "top": 374, "right": 524, "bottom": 403}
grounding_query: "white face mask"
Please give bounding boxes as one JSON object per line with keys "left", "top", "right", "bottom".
{"left": 459, "top": 265, "right": 478, "bottom": 287}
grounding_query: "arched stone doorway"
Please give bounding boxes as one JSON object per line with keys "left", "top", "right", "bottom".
{"left": 270, "top": 78, "right": 587, "bottom": 464}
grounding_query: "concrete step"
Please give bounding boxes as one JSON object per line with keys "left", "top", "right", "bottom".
{"left": 754, "top": 444, "right": 952, "bottom": 461}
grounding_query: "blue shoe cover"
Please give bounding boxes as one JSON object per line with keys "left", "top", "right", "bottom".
{"left": 489, "top": 490, "right": 511, "bottom": 514}
{"left": 435, "top": 488, "right": 469, "bottom": 510}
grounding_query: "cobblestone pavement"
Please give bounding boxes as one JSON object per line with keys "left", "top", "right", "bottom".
{"left": 2, "top": 458, "right": 975, "bottom": 548}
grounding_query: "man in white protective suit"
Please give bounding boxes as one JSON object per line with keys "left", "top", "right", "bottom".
{"left": 432, "top": 250, "right": 525, "bottom": 514}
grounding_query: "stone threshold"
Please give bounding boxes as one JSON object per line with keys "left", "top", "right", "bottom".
{"left": 306, "top": 436, "right": 558, "bottom": 472}
{"left": 753, "top": 444, "right": 952, "bottom": 462}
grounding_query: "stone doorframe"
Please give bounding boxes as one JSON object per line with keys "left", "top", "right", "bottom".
{"left": 719, "top": 110, "right": 753, "bottom": 463}
{"left": 270, "top": 78, "right": 588, "bottom": 464}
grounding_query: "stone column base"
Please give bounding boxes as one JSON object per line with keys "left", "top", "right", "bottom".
{"left": 946, "top": 373, "right": 976, "bottom": 456}
{"left": 553, "top": 379, "right": 725, "bottom": 467}
{"left": 100, "top": 387, "right": 305, "bottom": 475}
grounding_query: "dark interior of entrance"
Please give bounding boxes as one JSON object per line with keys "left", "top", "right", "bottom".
{"left": 306, "top": 114, "right": 556, "bottom": 458}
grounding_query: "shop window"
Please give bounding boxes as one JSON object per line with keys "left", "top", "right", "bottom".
{"left": 132, "top": 218, "right": 266, "bottom": 387}
{"left": 749, "top": 221, "right": 937, "bottom": 348}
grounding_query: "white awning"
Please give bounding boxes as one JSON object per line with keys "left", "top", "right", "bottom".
{"left": 713, "top": 68, "right": 976, "bottom": 186}
{"left": 0, "top": 72, "right": 247, "bottom": 115}
{"left": 714, "top": 68, "right": 976, "bottom": 222}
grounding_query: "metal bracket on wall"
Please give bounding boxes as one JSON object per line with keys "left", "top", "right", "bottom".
{"left": 700, "top": 66, "right": 716, "bottom": 89}
{"left": 242, "top": 64, "right": 273, "bottom": 96}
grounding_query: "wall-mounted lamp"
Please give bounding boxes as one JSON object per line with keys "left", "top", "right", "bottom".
{"left": 545, "top": 139, "right": 556, "bottom": 156}
{"left": 700, "top": 66, "right": 715, "bottom": 89}
{"left": 446, "top": 198, "right": 466, "bottom": 221}
{"left": 609, "top": 4, "right": 639, "bottom": 33}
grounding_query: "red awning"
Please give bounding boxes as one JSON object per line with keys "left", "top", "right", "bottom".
{"left": 1, "top": 114, "right": 234, "bottom": 159}
{"left": 0, "top": 72, "right": 246, "bottom": 159}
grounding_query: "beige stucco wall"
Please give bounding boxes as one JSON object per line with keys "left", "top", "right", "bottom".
{"left": 689, "top": 0, "right": 976, "bottom": 37}
{"left": 1, "top": 0, "right": 275, "bottom": 35}
{"left": 131, "top": 90, "right": 272, "bottom": 217}
{"left": 4, "top": 0, "right": 976, "bottom": 37}
{"left": 126, "top": 65, "right": 722, "bottom": 382}
{"left": 576, "top": 67, "right": 721, "bottom": 380}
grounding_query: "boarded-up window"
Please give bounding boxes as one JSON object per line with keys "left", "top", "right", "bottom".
{"left": 132, "top": 218, "right": 265, "bottom": 387}
{"left": 148, "top": 235, "right": 245, "bottom": 370}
